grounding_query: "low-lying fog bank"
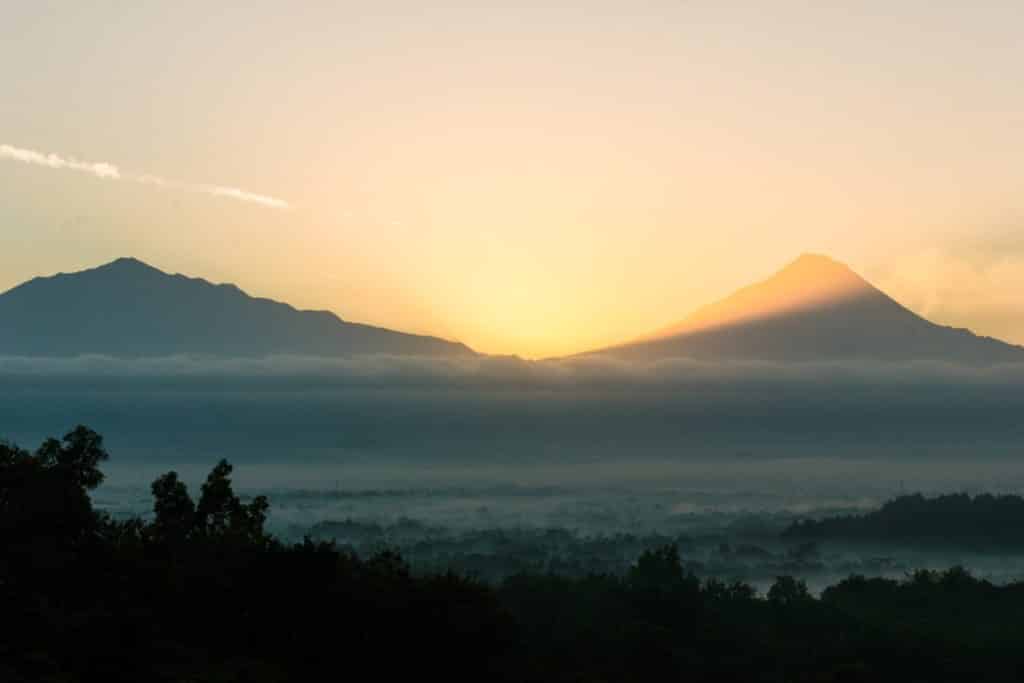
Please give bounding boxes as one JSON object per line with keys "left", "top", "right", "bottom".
{"left": 91, "top": 467, "right": 1024, "bottom": 595}
{"left": 9, "top": 355, "right": 1024, "bottom": 593}
{"left": 4, "top": 354, "right": 1024, "bottom": 463}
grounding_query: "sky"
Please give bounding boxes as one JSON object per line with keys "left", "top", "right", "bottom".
{"left": 1, "top": 1, "right": 1022, "bottom": 358}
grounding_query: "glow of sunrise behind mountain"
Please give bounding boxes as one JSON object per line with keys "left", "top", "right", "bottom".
{"left": 2, "top": 2, "right": 1024, "bottom": 357}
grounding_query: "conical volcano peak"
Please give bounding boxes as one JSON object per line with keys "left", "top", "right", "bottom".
{"left": 649, "top": 254, "right": 874, "bottom": 339}
{"left": 772, "top": 253, "right": 870, "bottom": 291}
{"left": 786, "top": 252, "right": 847, "bottom": 270}
{"left": 784, "top": 252, "right": 846, "bottom": 273}
{"left": 591, "top": 252, "right": 1024, "bottom": 363}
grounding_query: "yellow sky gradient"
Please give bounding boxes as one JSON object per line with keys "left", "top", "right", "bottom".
{"left": 1, "top": 2, "right": 1022, "bottom": 358}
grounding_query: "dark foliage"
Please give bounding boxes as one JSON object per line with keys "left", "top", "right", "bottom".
{"left": 4, "top": 427, "right": 1024, "bottom": 682}
{"left": 785, "top": 492, "right": 1024, "bottom": 549}
{"left": 0, "top": 427, "right": 512, "bottom": 682}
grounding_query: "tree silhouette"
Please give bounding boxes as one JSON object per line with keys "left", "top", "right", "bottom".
{"left": 0, "top": 425, "right": 107, "bottom": 551}
{"left": 151, "top": 470, "right": 195, "bottom": 545}
{"left": 768, "top": 576, "right": 812, "bottom": 605}
{"left": 193, "top": 458, "right": 269, "bottom": 544}
{"left": 37, "top": 424, "right": 109, "bottom": 490}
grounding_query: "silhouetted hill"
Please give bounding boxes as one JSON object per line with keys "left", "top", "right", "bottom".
{"left": 784, "top": 492, "right": 1024, "bottom": 549}
{"left": 0, "top": 257, "right": 474, "bottom": 357}
{"left": 588, "top": 254, "right": 1024, "bottom": 363}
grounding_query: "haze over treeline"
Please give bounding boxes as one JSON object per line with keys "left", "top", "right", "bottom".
{"left": 7, "top": 424, "right": 1024, "bottom": 682}
{"left": 4, "top": 354, "right": 1024, "bottom": 465}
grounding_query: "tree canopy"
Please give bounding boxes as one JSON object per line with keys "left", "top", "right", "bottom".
{"left": 4, "top": 426, "right": 1024, "bottom": 682}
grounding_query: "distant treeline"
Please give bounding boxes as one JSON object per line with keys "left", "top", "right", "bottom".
{"left": 307, "top": 519, "right": 837, "bottom": 582}
{"left": 5, "top": 427, "right": 1024, "bottom": 682}
{"left": 785, "top": 492, "right": 1024, "bottom": 548}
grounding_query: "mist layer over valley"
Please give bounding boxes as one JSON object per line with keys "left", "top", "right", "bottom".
{"left": 8, "top": 353, "right": 1024, "bottom": 592}
{"left": 6, "top": 354, "right": 1024, "bottom": 464}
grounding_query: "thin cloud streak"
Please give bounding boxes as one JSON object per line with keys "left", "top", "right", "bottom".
{"left": 197, "top": 184, "right": 289, "bottom": 209}
{"left": 1, "top": 143, "right": 289, "bottom": 209}
{"left": 1, "top": 143, "right": 120, "bottom": 179}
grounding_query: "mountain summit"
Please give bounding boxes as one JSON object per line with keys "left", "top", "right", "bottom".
{"left": 0, "top": 258, "right": 474, "bottom": 358}
{"left": 589, "top": 254, "right": 1024, "bottom": 363}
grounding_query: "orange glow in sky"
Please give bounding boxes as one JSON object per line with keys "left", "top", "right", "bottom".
{"left": 2, "top": 3, "right": 1023, "bottom": 358}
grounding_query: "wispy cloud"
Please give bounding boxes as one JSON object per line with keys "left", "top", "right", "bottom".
{"left": 1, "top": 143, "right": 289, "bottom": 210}
{"left": 1, "top": 143, "right": 121, "bottom": 179}
{"left": 197, "top": 184, "right": 289, "bottom": 210}
{"left": 135, "top": 173, "right": 290, "bottom": 210}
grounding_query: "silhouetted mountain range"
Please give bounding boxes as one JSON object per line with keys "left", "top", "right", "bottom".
{"left": 0, "top": 258, "right": 474, "bottom": 357}
{"left": 3, "top": 254, "right": 1022, "bottom": 362}
{"left": 587, "top": 254, "right": 1024, "bottom": 363}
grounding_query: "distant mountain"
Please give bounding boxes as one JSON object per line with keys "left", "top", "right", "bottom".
{"left": 586, "top": 254, "right": 1024, "bottom": 363}
{"left": 0, "top": 258, "right": 474, "bottom": 358}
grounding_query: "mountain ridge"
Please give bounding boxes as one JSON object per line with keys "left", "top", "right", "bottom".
{"left": 3, "top": 254, "right": 1022, "bottom": 363}
{"left": 0, "top": 257, "right": 475, "bottom": 358}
